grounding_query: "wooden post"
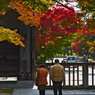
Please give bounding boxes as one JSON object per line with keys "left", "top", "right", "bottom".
{"left": 31, "top": 26, "right": 36, "bottom": 80}
{"left": 18, "top": 22, "right": 32, "bottom": 80}
{"left": 84, "top": 63, "right": 88, "bottom": 87}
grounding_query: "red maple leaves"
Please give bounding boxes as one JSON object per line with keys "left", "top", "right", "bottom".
{"left": 36, "top": 4, "right": 78, "bottom": 51}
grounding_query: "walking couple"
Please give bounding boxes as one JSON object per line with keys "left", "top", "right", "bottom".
{"left": 36, "top": 59, "right": 65, "bottom": 95}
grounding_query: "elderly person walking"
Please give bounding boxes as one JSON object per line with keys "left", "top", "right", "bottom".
{"left": 37, "top": 64, "right": 48, "bottom": 95}
{"left": 50, "top": 59, "right": 65, "bottom": 95}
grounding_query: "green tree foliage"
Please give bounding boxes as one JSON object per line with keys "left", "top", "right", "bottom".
{"left": 38, "top": 35, "right": 73, "bottom": 61}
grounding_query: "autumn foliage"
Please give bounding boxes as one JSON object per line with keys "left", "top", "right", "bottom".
{"left": 0, "top": 0, "right": 42, "bottom": 47}
{"left": 36, "top": 4, "right": 78, "bottom": 53}
{"left": 9, "top": 1, "right": 42, "bottom": 27}
{"left": 71, "top": 40, "right": 81, "bottom": 53}
{"left": 0, "top": 27, "right": 25, "bottom": 47}
{"left": 1, "top": 0, "right": 95, "bottom": 58}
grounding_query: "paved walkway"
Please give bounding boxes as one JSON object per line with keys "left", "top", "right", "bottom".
{"left": 12, "top": 85, "right": 95, "bottom": 95}
{"left": 12, "top": 88, "right": 95, "bottom": 95}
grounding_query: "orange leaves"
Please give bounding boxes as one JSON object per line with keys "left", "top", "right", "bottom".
{"left": 0, "top": 11, "right": 6, "bottom": 16}
{"left": 86, "top": 40, "right": 95, "bottom": 54}
{"left": 46, "top": 0, "right": 52, "bottom": 2}
{"left": 79, "top": 0, "right": 89, "bottom": 8}
{"left": 78, "top": 28, "right": 89, "bottom": 36}
{"left": 82, "top": 1, "right": 89, "bottom": 7}
{"left": 0, "top": 36, "right": 3, "bottom": 42}
{"left": 9, "top": 1, "right": 42, "bottom": 27}
{"left": 0, "top": 27, "right": 25, "bottom": 47}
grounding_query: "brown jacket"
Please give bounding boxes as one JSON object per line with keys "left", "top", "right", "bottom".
{"left": 37, "top": 67, "right": 48, "bottom": 85}
{"left": 50, "top": 63, "right": 65, "bottom": 82}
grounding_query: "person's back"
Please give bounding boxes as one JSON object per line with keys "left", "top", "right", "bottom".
{"left": 50, "top": 59, "right": 65, "bottom": 95}
{"left": 50, "top": 63, "right": 65, "bottom": 82}
{"left": 37, "top": 64, "right": 48, "bottom": 95}
{"left": 38, "top": 67, "right": 48, "bottom": 85}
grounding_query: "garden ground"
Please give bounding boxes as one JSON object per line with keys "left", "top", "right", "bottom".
{"left": 0, "top": 89, "right": 13, "bottom": 95}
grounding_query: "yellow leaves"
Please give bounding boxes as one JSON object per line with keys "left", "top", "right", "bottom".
{"left": 0, "top": 11, "right": 6, "bottom": 16}
{"left": 47, "top": 41, "right": 54, "bottom": 44}
{"left": 0, "top": 27, "right": 25, "bottom": 47}
{"left": 87, "top": 40, "right": 95, "bottom": 54}
{"left": 56, "top": 36, "right": 62, "bottom": 39}
{"left": 86, "top": 41, "right": 92, "bottom": 45}
{"left": 9, "top": 1, "right": 42, "bottom": 27}
{"left": 71, "top": 42, "right": 75, "bottom": 46}
{"left": 87, "top": 40, "right": 95, "bottom": 46}
{"left": 41, "top": 0, "right": 52, "bottom": 3}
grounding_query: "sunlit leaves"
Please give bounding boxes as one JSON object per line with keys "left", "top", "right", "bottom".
{"left": 71, "top": 29, "right": 95, "bottom": 55}
{"left": 87, "top": 40, "right": 95, "bottom": 54}
{"left": 9, "top": 1, "right": 42, "bottom": 27}
{"left": 0, "top": 0, "right": 54, "bottom": 48}
{"left": 0, "top": 27, "right": 25, "bottom": 47}
{"left": 36, "top": 4, "right": 77, "bottom": 46}
{"left": 22, "top": 0, "right": 54, "bottom": 14}
{"left": 36, "top": 4, "right": 78, "bottom": 60}
{"left": 71, "top": 33, "right": 87, "bottom": 54}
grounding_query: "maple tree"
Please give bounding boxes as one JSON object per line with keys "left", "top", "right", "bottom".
{"left": 50, "top": 0, "right": 95, "bottom": 58}
{"left": 36, "top": 4, "right": 78, "bottom": 61}
{"left": 67, "top": 0, "right": 95, "bottom": 57}
{"left": 71, "top": 33, "right": 89, "bottom": 55}
{"left": 65, "top": 0, "right": 95, "bottom": 28}
{"left": 71, "top": 7, "right": 95, "bottom": 55}
{"left": 86, "top": 40, "right": 95, "bottom": 55}
{"left": 71, "top": 29, "right": 95, "bottom": 56}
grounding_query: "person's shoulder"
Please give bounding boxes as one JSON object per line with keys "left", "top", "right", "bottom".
{"left": 59, "top": 64, "right": 64, "bottom": 68}
{"left": 42, "top": 68, "right": 48, "bottom": 73}
{"left": 45, "top": 69, "right": 48, "bottom": 72}
{"left": 44, "top": 68, "right": 48, "bottom": 71}
{"left": 51, "top": 65, "right": 55, "bottom": 68}
{"left": 51, "top": 64, "right": 56, "bottom": 69}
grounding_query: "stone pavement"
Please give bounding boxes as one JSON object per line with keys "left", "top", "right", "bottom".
{"left": 12, "top": 85, "right": 95, "bottom": 95}
{"left": 12, "top": 88, "right": 95, "bottom": 95}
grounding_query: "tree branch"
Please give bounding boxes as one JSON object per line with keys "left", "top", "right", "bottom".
{"left": 54, "top": 0, "right": 75, "bottom": 12}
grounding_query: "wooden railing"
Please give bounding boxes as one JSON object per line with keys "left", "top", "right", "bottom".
{"left": 37, "top": 63, "right": 95, "bottom": 89}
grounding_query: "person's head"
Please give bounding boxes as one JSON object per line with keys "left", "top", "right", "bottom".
{"left": 55, "top": 59, "right": 59, "bottom": 63}
{"left": 63, "top": 58, "right": 65, "bottom": 61}
{"left": 40, "top": 64, "right": 45, "bottom": 68}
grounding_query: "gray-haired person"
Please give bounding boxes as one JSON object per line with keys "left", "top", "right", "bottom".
{"left": 50, "top": 59, "right": 65, "bottom": 95}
